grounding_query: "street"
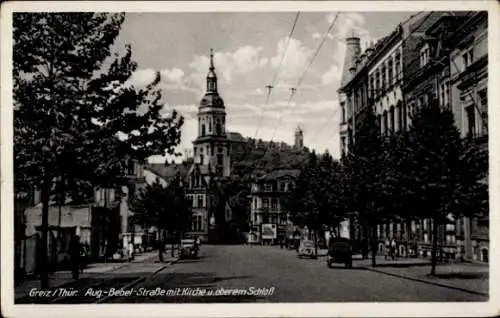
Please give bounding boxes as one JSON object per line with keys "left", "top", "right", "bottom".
{"left": 103, "top": 245, "right": 487, "bottom": 303}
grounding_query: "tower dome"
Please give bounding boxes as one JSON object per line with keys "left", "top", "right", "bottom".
{"left": 200, "top": 48, "right": 225, "bottom": 109}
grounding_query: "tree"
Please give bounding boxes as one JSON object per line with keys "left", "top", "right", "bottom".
{"left": 130, "top": 180, "right": 171, "bottom": 262}
{"left": 131, "top": 177, "right": 192, "bottom": 260}
{"left": 342, "top": 106, "right": 386, "bottom": 266}
{"left": 405, "top": 99, "right": 469, "bottom": 275}
{"left": 287, "top": 151, "right": 323, "bottom": 256}
{"left": 381, "top": 131, "right": 419, "bottom": 257}
{"left": 13, "top": 13, "right": 183, "bottom": 288}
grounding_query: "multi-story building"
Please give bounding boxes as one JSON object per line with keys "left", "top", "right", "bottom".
{"left": 448, "top": 11, "right": 488, "bottom": 262}
{"left": 401, "top": 13, "right": 476, "bottom": 258}
{"left": 338, "top": 12, "right": 475, "bottom": 257}
{"left": 248, "top": 169, "right": 300, "bottom": 244}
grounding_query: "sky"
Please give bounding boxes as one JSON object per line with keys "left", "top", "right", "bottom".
{"left": 112, "top": 11, "right": 416, "bottom": 162}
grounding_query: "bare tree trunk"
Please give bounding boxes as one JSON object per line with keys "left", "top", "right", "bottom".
{"left": 406, "top": 219, "right": 411, "bottom": 258}
{"left": 313, "top": 229, "right": 318, "bottom": 258}
{"left": 171, "top": 231, "right": 175, "bottom": 258}
{"left": 430, "top": 217, "right": 439, "bottom": 276}
{"left": 371, "top": 223, "right": 377, "bottom": 267}
{"left": 157, "top": 229, "right": 164, "bottom": 263}
{"left": 40, "top": 178, "right": 50, "bottom": 289}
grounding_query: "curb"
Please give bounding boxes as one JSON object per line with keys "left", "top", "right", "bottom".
{"left": 362, "top": 266, "right": 488, "bottom": 297}
{"left": 94, "top": 257, "right": 179, "bottom": 304}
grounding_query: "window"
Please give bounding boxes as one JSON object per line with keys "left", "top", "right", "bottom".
{"left": 217, "top": 147, "right": 223, "bottom": 153}
{"left": 466, "top": 105, "right": 476, "bottom": 138}
{"left": 280, "top": 182, "right": 286, "bottom": 192}
{"left": 192, "top": 215, "right": 203, "bottom": 232}
{"left": 382, "top": 111, "right": 388, "bottom": 135}
{"left": 388, "top": 60, "right": 393, "bottom": 86}
{"left": 271, "top": 198, "right": 278, "bottom": 210}
{"left": 263, "top": 198, "right": 269, "bottom": 209}
{"left": 201, "top": 124, "right": 206, "bottom": 136}
{"left": 462, "top": 47, "right": 474, "bottom": 69}
{"left": 280, "top": 212, "right": 287, "bottom": 224}
{"left": 217, "top": 154, "right": 223, "bottom": 166}
{"left": 394, "top": 54, "right": 401, "bottom": 82}
{"left": 478, "top": 89, "right": 488, "bottom": 119}
{"left": 264, "top": 183, "right": 272, "bottom": 192}
{"left": 127, "top": 160, "right": 135, "bottom": 175}
{"left": 370, "top": 77, "right": 375, "bottom": 99}
{"left": 420, "top": 44, "right": 430, "bottom": 67}
{"left": 389, "top": 107, "right": 395, "bottom": 133}
{"left": 439, "top": 83, "right": 447, "bottom": 107}
{"left": 197, "top": 195, "right": 203, "bottom": 208}
{"left": 209, "top": 120, "right": 212, "bottom": 133}
{"left": 199, "top": 154, "right": 204, "bottom": 165}
{"left": 381, "top": 67, "right": 386, "bottom": 90}
{"left": 271, "top": 214, "right": 278, "bottom": 224}
{"left": 444, "top": 83, "right": 450, "bottom": 108}
{"left": 216, "top": 119, "right": 222, "bottom": 135}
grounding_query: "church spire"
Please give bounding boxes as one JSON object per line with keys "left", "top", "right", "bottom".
{"left": 209, "top": 48, "right": 215, "bottom": 71}
{"left": 206, "top": 48, "right": 218, "bottom": 93}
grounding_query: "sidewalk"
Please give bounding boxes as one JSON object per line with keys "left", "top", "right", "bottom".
{"left": 15, "top": 250, "right": 177, "bottom": 301}
{"left": 357, "top": 256, "right": 489, "bottom": 296}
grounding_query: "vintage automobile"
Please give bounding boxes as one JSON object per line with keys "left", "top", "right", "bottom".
{"left": 179, "top": 239, "right": 199, "bottom": 259}
{"left": 326, "top": 237, "right": 353, "bottom": 268}
{"left": 297, "top": 239, "right": 317, "bottom": 259}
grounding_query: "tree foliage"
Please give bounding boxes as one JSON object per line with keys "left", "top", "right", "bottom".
{"left": 13, "top": 12, "right": 184, "bottom": 287}
{"left": 131, "top": 178, "right": 192, "bottom": 261}
{"left": 403, "top": 100, "right": 485, "bottom": 275}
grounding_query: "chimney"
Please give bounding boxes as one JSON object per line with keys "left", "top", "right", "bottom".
{"left": 340, "top": 37, "right": 361, "bottom": 88}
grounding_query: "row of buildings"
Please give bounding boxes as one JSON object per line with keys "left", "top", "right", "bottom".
{"left": 338, "top": 11, "right": 488, "bottom": 262}
{"left": 15, "top": 48, "right": 306, "bottom": 280}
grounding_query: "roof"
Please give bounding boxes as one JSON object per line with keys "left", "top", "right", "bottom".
{"left": 145, "top": 163, "right": 191, "bottom": 181}
{"left": 200, "top": 93, "right": 224, "bottom": 108}
{"left": 227, "top": 132, "right": 246, "bottom": 143}
{"left": 259, "top": 169, "right": 301, "bottom": 181}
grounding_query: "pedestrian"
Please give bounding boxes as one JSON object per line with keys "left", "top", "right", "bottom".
{"left": 391, "top": 238, "right": 397, "bottom": 260}
{"left": 384, "top": 238, "right": 390, "bottom": 260}
{"left": 69, "top": 234, "right": 81, "bottom": 280}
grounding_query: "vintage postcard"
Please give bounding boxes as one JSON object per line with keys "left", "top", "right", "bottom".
{"left": 1, "top": 1, "right": 498, "bottom": 317}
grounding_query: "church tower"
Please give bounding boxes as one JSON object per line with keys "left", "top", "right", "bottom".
{"left": 192, "top": 49, "right": 230, "bottom": 177}
{"left": 294, "top": 126, "right": 304, "bottom": 149}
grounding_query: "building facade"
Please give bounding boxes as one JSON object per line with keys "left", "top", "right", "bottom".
{"left": 248, "top": 169, "right": 300, "bottom": 244}
{"left": 338, "top": 12, "right": 488, "bottom": 262}
{"left": 448, "top": 11, "right": 488, "bottom": 262}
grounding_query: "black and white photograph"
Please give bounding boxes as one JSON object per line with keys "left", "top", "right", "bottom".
{"left": 1, "top": 1, "right": 498, "bottom": 317}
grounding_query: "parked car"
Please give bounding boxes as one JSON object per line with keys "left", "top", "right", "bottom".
{"left": 327, "top": 237, "right": 352, "bottom": 269}
{"left": 179, "top": 239, "right": 198, "bottom": 259}
{"left": 298, "top": 239, "right": 317, "bottom": 259}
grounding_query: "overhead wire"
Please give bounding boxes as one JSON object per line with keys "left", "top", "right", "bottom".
{"left": 233, "top": 12, "right": 301, "bottom": 169}
{"left": 253, "top": 12, "right": 342, "bottom": 167}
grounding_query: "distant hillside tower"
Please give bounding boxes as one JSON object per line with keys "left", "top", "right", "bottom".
{"left": 192, "top": 49, "right": 230, "bottom": 177}
{"left": 294, "top": 126, "right": 304, "bottom": 149}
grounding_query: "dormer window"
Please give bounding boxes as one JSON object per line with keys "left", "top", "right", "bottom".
{"left": 462, "top": 47, "right": 474, "bottom": 70}
{"left": 420, "top": 44, "right": 430, "bottom": 67}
